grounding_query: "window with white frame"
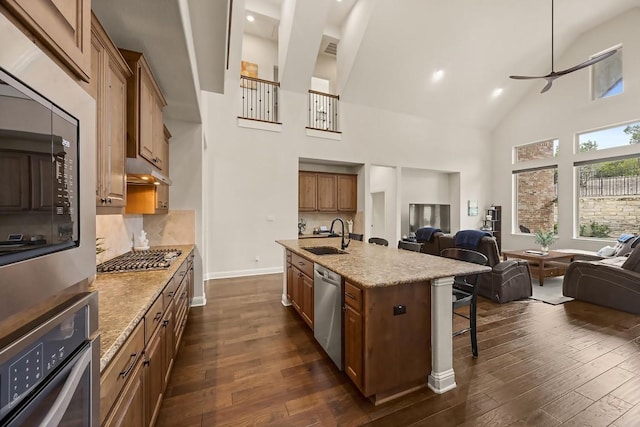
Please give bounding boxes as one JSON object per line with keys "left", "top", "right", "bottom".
{"left": 577, "top": 121, "right": 640, "bottom": 152}
{"left": 591, "top": 47, "right": 622, "bottom": 100}
{"left": 514, "top": 167, "right": 558, "bottom": 235}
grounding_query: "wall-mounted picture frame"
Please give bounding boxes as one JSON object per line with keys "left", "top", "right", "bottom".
{"left": 240, "top": 60, "right": 258, "bottom": 89}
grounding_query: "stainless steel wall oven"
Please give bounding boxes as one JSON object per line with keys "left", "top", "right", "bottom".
{"left": 0, "top": 292, "right": 99, "bottom": 426}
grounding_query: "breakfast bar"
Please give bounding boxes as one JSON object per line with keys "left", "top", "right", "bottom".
{"left": 276, "top": 237, "right": 491, "bottom": 402}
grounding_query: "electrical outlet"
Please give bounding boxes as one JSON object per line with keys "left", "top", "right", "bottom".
{"left": 393, "top": 305, "right": 406, "bottom": 315}
{"left": 255, "top": 255, "right": 260, "bottom": 262}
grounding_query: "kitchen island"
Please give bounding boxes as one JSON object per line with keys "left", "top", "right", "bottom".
{"left": 276, "top": 237, "right": 491, "bottom": 403}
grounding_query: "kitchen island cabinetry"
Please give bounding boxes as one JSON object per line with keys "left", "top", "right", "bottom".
{"left": 94, "top": 246, "right": 194, "bottom": 427}
{"left": 277, "top": 238, "right": 490, "bottom": 404}
{"left": 298, "top": 171, "right": 357, "bottom": 213}
{"left": 286, "top": 250, "right": 314, "bottom": 329}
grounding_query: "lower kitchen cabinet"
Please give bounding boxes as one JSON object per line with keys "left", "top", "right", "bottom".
{"left": 100, "top": 251, "right": 193, "bottom": 426}
{"left": 344, "top": 281, "right": 363, "bottom": 388}
{"left": 286, "top": 250, "right": 314, "bottom": 329}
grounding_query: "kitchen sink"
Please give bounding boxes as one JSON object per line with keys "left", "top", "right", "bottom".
{"left": 302, "top": 246, "right": 348, "bottom": 255}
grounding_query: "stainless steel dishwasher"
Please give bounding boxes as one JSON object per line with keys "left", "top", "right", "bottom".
{"left": 313, "top": 263, "right": 343, "bottom": 370}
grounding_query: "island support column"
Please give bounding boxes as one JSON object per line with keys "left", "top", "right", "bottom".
{"left": 281, "top": 250, "right": 291, "bottom": 306}
{"left": 428, "top": 276, "right": 456, "bottom": 393}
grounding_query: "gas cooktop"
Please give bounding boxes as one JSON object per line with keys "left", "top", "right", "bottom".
{"left": 97, "top": 248, "right": 182, "bottom": 273}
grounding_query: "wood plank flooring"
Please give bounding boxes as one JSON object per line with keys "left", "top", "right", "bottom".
{"left": 156, "top": 274, "right": 640, "bottom": 426}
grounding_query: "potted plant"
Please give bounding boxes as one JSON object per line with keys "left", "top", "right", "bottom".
{"left": 533, "top": 230, "right": 556, "bottom": 253}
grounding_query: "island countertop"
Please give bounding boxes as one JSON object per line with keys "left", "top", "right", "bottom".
{"left": 276, "top": 238, "right": 491, "bottom": 288}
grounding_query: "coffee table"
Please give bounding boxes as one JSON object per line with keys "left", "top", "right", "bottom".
{"left": 501, "top": 249, "right": 577, "bottom": 286}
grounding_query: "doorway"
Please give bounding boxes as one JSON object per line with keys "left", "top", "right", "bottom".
{"left": 371, "top": 191, "right": 385, "bottom": 240}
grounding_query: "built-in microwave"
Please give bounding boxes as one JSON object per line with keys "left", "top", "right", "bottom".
{"left": 0, "top": 67, "right": 79, "bottom": 267}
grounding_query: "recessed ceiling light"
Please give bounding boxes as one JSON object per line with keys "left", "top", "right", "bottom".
{"left": 432, "top": 69, "right": 445, "bottom": 82}
{"left": 141, "top": 176, "right": 150, "bottom": 181}
{"left": 337, "top": 0, "right": 343, "bottom": 2}
{"left": 491, "top": 88, "right": 503, "bottom": 98}
{"left": 246, "top": 15, "right": 255, "bottom": 22}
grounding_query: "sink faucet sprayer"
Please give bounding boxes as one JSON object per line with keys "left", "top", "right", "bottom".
{"left": 329, "top": 217, "right": 350, "bottom": 250}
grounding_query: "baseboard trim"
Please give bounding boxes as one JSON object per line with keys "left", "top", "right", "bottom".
{"left": 205, "top": 266, "right": 284, "bottom": 280}
{"left": 190, "top": 296, "right": 207, "bottom": 307}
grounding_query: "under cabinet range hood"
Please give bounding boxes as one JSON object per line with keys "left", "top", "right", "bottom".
{"left": 126, "top": 157, "right": 172, "bottom": 185}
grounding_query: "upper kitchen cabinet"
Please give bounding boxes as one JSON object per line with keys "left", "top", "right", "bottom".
{"left": 1, "top": 0, "right": 91, "bottom": 82}
{"left": 119, "top": 49, "right": 168, "bottom": 171}
{"left": 83, "top": 13, "right": 132, "bottom": 209}
{"left": 298, "top": 172, "right": 358, "bottom": 213}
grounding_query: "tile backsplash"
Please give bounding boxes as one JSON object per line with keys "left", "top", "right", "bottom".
{"left": 96, "top": 214, "right": 143, "bottom": 263}
{"left": 144, "top": 210, "right": 195, "bottom": 246}
{"left": 298, "top": 212, "right": 356, "bottom": 235}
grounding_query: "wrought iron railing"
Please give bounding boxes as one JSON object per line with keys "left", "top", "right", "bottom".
{"left": 239, "top": 76, "right": 280, "bottom": 123}
{"left": 579, "top": 168, "right": 640, "bottom": 196}
{"left": 307, "top": 90, "right": 340, "bottom": 132}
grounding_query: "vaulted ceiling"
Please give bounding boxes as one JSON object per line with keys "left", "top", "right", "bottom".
{"left": 92, "top": 0, "right": 640, "bottom": 129}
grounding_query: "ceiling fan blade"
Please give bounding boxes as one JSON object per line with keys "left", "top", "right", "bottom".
{"left": 510, "top": 74, "right": 549, "bottom": 80}
{"left": 540, "top": 79, "right": 554, "bottom": 93}
{"left": 555, "top": 49, "right": 617, "bottom": 76}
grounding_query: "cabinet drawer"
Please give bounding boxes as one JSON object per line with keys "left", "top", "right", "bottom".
{"left": 291, "top": 252, "right": 313, "bottom": 278}
{"left": 144, "top": 295, "right": 164, "bottom": 343}
{"left": 100, "top": 321, "right": 144, "bottom": 425}
{"left": 344, "top": 282, "right": 362, "bottom": 312}
{"left": 163, "top": 277, "right": 179, "bottom": 307}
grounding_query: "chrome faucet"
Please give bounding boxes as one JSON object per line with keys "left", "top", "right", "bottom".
{"left": 329, "top": 217, "right": 350, "bottom": 250}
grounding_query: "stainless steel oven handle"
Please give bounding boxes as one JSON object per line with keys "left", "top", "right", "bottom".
{"left": 38, "top": 347, "right": 92, "bottom": 427}
{"left": 320, "top": 276, "right": 341, "bottom": 287}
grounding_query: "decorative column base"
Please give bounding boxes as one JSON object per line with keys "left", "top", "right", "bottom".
{"left": 429, "top": 276, "right": 457, "bottom": 394}
{"left": 428, "top": 368, "right": 457, "bottom": 394}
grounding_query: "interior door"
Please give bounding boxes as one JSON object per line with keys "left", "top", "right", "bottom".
{"left": 371, "top": 191, "right": 385, "bottom": 240}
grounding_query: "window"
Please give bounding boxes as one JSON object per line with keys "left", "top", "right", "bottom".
{"left": 576, "top": 156, "right": 640, "bottom": 238}
{"left": 514, "top": 167, "right": 558, "bottom": 235}
{"left": 592, "top": 47, "right": 622, "bottom": 100}
{"left": 514, "top": 139, "right": 558, "bottom": 163}
{"left": 577, "top": 121, "right": 640, "bottom": 152}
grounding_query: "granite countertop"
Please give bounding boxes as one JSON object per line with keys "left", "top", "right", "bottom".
{"left": 277, "top": 238, "right": 491, "bottom": 288}
{"left": 90, "top": 244, "right": 194, "bottom": 372}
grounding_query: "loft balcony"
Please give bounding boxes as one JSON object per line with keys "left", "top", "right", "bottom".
{"left": 239, "top": 75, "right": 280, "bottom": 124}
{"left": 307, "top": 90, "right": 340, "bottom": 133}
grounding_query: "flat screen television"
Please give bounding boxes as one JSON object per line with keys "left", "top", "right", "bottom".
{"left": 409, "top": 203, "right": 451, "bottom": 233}
{"left": 0, "top": 67, "right": 79, "bottom": 267}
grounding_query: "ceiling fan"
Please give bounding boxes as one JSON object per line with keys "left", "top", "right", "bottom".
{"left": 509, "top": 0, "right": 617, "bottom": 93}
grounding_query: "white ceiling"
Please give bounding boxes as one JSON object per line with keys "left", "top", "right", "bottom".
{"left": 91, "top": 0, "right": 640, "bottom": 129}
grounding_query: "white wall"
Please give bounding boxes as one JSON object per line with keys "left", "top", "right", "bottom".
{"left": 313, "top": 54, "right": 337, "bottom": 93}
{"left": 400, "top": 168, "right": 454, "bottom": 236}
{"left": 370, "top": 165, "right": 397, "bottom": 244}
{"left": 242, "top": 33, "right": 278, "bottom": 81}
{"left": 201, "top": 70, "right": 493, "bottom": 277}
{"left": 492, "top": 9, "right": 640, "bottom": 252}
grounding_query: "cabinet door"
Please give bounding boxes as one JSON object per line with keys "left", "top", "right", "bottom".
{"left": 30, "top": 153, "right": 54, "bottom": 211}
{"left": 152, "top": 98, "right": 165, "bottom": 170}
{"left": 144, "top": 326, "right": 164, "bottom": 427}
{"left": 291, "top": 270, "right": 302, "bottom": 312}
{"left": 301, "top": 273, "right": 314, "bottom": 328}
{"left": 103, "top": 358, "right": 144, "bottom": 427}
{"left": 344, "top": 306, "right": 363, "bottom": 388}
{"left": 138, "top": 69, "right": 156, "bottom": 164}
{"left": 104, "top": 56, "right": 128, "bottom": 207}
{"left": 317, "top": 174, "right": 337, "bottom": 211}
{"left": 3, "top": 0, "right": 91, "bottom": 81}
{"left": 337, "top": 174, "right": 357, "bottom": 212}
{"left": 155, "top": 184, "right": 168, "bottom": 211}
{"left": 286, "top": 263, "right": 293, "bottom": 302}
{"left": 298, "top": 172, "right": 317, "bottom": 212}
{"left": 0, "top": 151, "right": 29, "bottom": 211}
{"left": 162, "top": 299, "right": 175, "bottom": 389}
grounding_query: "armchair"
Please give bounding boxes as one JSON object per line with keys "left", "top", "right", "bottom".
{"left": 562, "top": 247, "right": 640, "bottom": 314}
{"left": 439, "top": 235, "right": 532, "bottom": 303}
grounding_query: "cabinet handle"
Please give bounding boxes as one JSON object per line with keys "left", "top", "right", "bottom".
{"left": 298, "top": 262, "right": 304, "bottom": 266}
{"left": 345, "top": 292, "right": 356, "bottom": 300}
{"left": 166, "top": 291, "right": 174, "bottom": 298}
{"left": 100, "top": 198, "right": 107, "bottom": 204}
{"left": 153, "top": 311, "right": 162, "bottom": 321}
{"left": 119, "top": 353, "right": 138, "bottom": 378}
{"left": 162, "top": 319, "right": 169, "bottom": 327}
{"left": 107, "top": 198, "right": 112, "bottom": 204}
{"left": 143, "top": 359, "right": 150, "bottom": 367}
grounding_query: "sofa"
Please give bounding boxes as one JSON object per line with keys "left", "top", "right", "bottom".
{"left": 439, "top": 234, "right": 532, "bottom": 303}
{"left": 415, "top": 227, "right": 445, "bottom": 256}
{"left": 562, "top": 246, "right": 640, "bottom": 314}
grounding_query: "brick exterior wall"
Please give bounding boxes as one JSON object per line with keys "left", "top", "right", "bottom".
{"left": 516, "top": 141, "right": 556, "bottom": 233}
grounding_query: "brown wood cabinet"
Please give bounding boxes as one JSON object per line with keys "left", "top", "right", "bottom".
{"left": 86, "top": 13, "right": 131, "bottom": 209}
{"left": 298, "top": 172, "right": 317, "bottom": 211}
{"left": 1, "top": 0, "right": 91, "bottom": 82}
{"left": 125, "top": 184, "right": 168, "bottom": 214}
{"left": 298, "top": 172, "right": 357, "bottom": 213}
{"left": 101, "top": 253, "right": 192, "bottom": 426}
{"left": 286, "top": 250, "right": 314, "bottom": 329}
{"left": 344, "top": 281, "right": 363, "bottom": 388}
{"left": 338, "top": 174, "right": 358, "bottom": 212}
{"left": 120, "top": 49, "right": 168, "bottom": 171}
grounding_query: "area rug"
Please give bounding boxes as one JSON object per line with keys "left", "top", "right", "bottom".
{"left": 529, "top": 276, "right": 574, "bottom": 305}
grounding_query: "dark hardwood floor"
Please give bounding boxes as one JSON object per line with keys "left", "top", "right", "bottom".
{"left": 156, "top": 274, "right": 640, "bottom": 426}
